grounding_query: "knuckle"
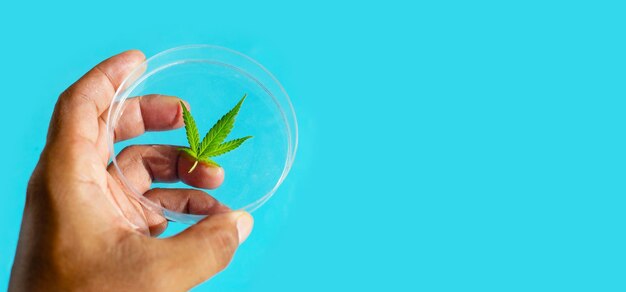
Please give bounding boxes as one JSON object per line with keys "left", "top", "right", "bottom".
{"left": 118, "top": 145, "right": 144, "bottom": 161}
{"left": 61, "top": 86, "right": 91, "bottom": 105}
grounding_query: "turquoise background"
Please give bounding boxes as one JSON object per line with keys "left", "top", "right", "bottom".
{"left": 1, "top": 0, "right": 625, "bottom": 291}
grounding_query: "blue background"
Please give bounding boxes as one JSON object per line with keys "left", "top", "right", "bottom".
{"left": 1, "top": 0, "right": 625, "bottom": 291}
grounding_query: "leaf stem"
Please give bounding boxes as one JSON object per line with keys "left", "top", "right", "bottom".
{"left": 188, "top": 160, "right": 199, "bottom": 173}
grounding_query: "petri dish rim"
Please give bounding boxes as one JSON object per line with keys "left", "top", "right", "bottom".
{"left": 106, "top": 44, "right": 298, "bottom": 224}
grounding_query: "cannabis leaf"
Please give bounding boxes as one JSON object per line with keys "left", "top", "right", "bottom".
{"left": 179, "top": 94, "right": 252, "bottom": 173}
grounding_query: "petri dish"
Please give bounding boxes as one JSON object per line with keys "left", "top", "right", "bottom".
{"left": 106, "top": 45, "right": 298, "bottom": 224}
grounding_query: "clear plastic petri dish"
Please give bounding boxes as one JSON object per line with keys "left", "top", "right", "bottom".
{"left": 106, "top": 45, "right": 297, "bottom": 224}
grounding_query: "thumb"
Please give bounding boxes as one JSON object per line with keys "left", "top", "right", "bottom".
{"left": 159, "top": 211, "right": 253, "bottom": 288}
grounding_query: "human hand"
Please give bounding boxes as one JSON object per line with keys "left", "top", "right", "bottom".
{"left": 9, "top": 50, "right": 254, "bottom": 291}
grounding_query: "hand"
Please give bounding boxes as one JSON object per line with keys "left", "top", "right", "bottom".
{"left": 9, "top": 50, "right": 254, "bottom": 291}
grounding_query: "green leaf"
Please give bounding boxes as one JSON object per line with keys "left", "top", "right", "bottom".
{"left": 198, "top": 94, "right": 247, "bottom": 157}
{"left": 201, "top": 136, "right": 253, "bottom": 158}
{"left": 179, "top": 94, "right": 252, "bottom": 173}
{"left": 180, "top": 101, "right": 200, "bottom": 154}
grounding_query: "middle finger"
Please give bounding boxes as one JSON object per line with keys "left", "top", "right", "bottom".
{"left": 108, "top": 145, "right": 225, "bottom": 194}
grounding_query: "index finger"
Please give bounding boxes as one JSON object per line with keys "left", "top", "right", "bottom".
{"left": 109, "top": 94, "right": 187, "bottom": 142}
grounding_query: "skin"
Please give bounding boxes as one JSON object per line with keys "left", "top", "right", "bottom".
{"left": 8, "top": 50, "right": 254, "bottom": 291}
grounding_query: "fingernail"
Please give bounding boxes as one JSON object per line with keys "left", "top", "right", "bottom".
{"left": 236, "top": 212, "right": 253, "bottom": 244}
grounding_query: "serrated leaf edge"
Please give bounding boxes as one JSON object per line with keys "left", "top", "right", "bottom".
{"left": 201, "top": 136, "right": 252, "bottom": 158}
{"left": 197, "top": 94, "right": 247, "bottom": 157}
{"left": 180, "top": 101, "right": 200, "bottom": 154}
